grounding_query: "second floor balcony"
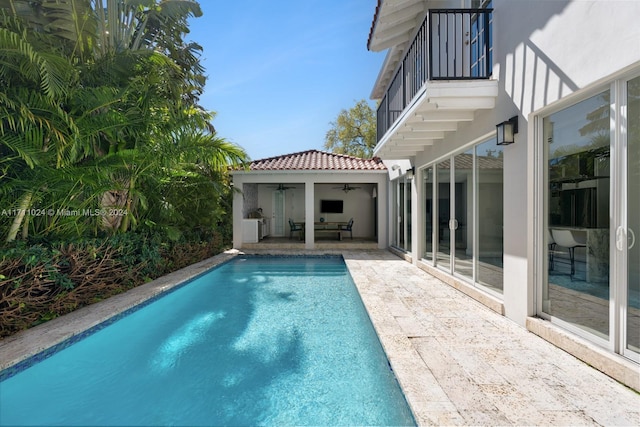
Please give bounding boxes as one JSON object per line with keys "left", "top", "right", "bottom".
{"left": 375, "top": 8, "right": 495, "bottom": 145}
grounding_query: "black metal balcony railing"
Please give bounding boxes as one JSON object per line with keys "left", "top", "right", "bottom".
{"left": 377, "top": 9, "right": 493, "bottom": 142}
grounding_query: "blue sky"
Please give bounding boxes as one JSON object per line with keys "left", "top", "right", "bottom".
{"left": 187, "top": 1, "right": 384, "bottom": 161}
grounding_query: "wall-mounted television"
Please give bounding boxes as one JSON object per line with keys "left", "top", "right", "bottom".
{"left": 320, "top": 199, "right": 343, "bottom": 213}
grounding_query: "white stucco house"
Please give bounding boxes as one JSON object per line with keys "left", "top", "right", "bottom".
{"left": 367, "top": 0, "right": 639, "bottom": 390}
{"left": 231, "top": 150, "right": 389, "bottom": 250}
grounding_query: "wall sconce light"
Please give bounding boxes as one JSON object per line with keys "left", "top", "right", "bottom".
{"left": 496, "top": 116, "right": 519, "bottom": 145}
{"left": 405, "top": 166, "right": 415, "bottom": 178}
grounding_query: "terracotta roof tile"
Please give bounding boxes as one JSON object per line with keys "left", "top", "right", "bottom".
{"left": 247, "top": 150, "right": 387, "bottom": 171}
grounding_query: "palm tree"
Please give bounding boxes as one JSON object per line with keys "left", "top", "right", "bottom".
{"left": 0, "top": 15, "right": 78, "bottom": 241}
{"left": 1, "top": 1, "right": 249, "bottom": 242}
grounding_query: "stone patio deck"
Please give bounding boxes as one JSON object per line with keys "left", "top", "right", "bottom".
{"left": 340, "top": 250, "right": 639, "bottom": 426}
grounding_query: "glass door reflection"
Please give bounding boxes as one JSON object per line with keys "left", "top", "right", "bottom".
{"left": 453, "top": 150, "right": 473, "bottom": 280}
{"left": 436, "top": 161, "right": 451, "bottom": 271}
{"left": 424, "top": 166, "right": 434, "bottom": 261}
{"left": 544, "top": 90, "right": 611, "bottom": 340}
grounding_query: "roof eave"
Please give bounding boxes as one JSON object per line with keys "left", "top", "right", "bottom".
{"left": 370, "top": 47, "right": 400, "bottom": 100}
{"left": 367, "top": 0, "right": 426, "bottom": 52}
{"left": 367, "top": 0, "right": 428, "bottom": 100}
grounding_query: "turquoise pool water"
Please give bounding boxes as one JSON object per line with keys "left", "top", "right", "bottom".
{"left": 0, "top": 256, "right": 415, "bottom": 426}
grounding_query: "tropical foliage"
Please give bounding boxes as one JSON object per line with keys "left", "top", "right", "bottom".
{"left": 0, "top": 0, "right": 249, "bottom": 243}
{"left": 324, "top": 99, "right": 377, "bottom": 158}
{"left": 0, "top": 1, "right": 249, "bottom": 335}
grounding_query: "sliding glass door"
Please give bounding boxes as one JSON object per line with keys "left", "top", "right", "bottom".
{"left": 392, "top": 177, "right": 412, "bottom": 253}
{"left": 423, "top": 166, "right": 434, "bottom": 261}
{"left": 453, "top": 150, "right": 473, "bottom": 280}
{"left": 543, "top": 91, "right": 611, "bottom": 339}
{"left": 542, "top": 74, "right": 639, "bottom": 361}
{"left": 476, "top": 141, "right": 504, "bottom": 292}
{"left": 425, "top": 139, "right": 503, "bottom": 294}
{"left": 436, "top": 161, "right": 451, "bottom": 269}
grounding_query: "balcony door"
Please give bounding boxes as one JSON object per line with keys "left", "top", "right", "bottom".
{"left": 470, "top": 0, "right": 493, "bottom": 78}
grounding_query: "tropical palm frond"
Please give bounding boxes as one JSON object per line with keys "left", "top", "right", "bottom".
{"left": 0, "top": 27, "right": 73, "bottom": 98}
{"left": 133, "top": 0, "right": 202, "bottom": 50}
{"left": 197, "top": 135, "right": 250, "bottom": 172}
{"left": 0, "top": 132, "right": 46, "bottom": 169}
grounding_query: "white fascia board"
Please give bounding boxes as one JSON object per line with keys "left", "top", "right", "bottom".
{"left": 426, "top": 80, "right": 499, "bottom": 98}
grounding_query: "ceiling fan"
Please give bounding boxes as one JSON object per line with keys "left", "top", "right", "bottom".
{"left": 334, "top": 184, "right": 361, "bottom": 193}
{"left": 269, "top": 184, "right": 296, "bottom": 190}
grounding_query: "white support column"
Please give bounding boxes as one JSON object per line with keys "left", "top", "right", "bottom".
{"left": 503, "top": 124, "right": 530, "bottom": 327}
{"left": 305, "top": 181, "right": 315, "bottom": 249}
{"left": 232, "top": 180, "right": 244, "bottom": 249}
{"left": 412, "top": 172, "right": 421, "bottom": 264}
{"left": 378, "top": 176, "right": 390, "bottom": 249}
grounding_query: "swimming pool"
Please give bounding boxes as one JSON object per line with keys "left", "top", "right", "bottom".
{"left": 0, "top": 256, "right": 415, "bottom": 426}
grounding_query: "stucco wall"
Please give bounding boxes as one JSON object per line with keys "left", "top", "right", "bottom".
{"left": 407, "top": 0, "right": 640, "bottom": 326}
{"left": 496, "top": 0, "right": 640, "bottom": 117}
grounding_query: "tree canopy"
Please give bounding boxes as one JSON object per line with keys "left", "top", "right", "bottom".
{"left": 0, "top": 0, "right": 249, "bottom": 243}
{"left": 324, "top": 99, "right": 377, "bottom": 158}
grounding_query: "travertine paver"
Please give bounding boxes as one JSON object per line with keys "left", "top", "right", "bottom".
{"left": 341, "top": 250, "right": 640, "bottom": 427}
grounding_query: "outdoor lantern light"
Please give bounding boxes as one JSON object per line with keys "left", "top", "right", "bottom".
{"left": 496, "top": 116, "right": 519, "bottom": 145}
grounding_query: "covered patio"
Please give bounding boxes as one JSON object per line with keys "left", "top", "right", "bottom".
{"left": 231, "top": 150, "right": 389, "bottom": 250}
